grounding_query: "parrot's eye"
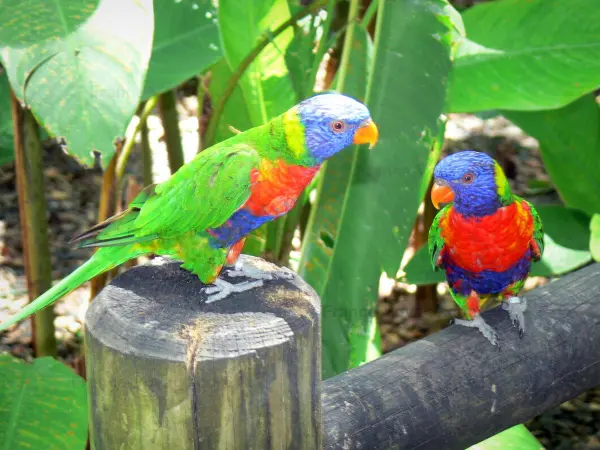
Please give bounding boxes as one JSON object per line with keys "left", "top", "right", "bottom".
{"left": 330, "top": 120, "right": 346, "bottom": 133}
{"left": 462, "top": 173, "right": 475, "bottom": 184}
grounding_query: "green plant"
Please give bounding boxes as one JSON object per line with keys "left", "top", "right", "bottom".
{"left": 0, "top": 354, "right": 88, "bottom": 449}
{"left": 0, "top": 0, "right": 597, "bottom": 447}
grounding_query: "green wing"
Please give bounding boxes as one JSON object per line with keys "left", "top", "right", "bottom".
{"left": 74, "top": 143, "right": 261, "bottom": 247}
{"left": 428, "top": 205, "right": 451, "bottom": 271}
{"left": 521, "top": 197, "right": 544, "bottom": 261}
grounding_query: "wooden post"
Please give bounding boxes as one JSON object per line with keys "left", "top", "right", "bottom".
{"left": 85, "top": 255, "right": 321, "bottom": 450}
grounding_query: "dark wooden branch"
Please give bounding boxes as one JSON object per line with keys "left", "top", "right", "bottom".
{"left": 323, "top": 263, "right": 600, "bottom": 450}
{"left": 85, "top": 255, "right": 321, "bottom": 450}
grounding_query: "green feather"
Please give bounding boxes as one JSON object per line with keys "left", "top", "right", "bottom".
{"left": 428, "top": 204, "right": 450, "bottom": 271}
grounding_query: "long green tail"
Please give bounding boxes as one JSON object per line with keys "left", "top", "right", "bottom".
{"left": 0, "top": 247, "right": 137, "bottom": 331}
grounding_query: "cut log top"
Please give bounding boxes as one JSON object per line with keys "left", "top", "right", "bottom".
{"left": 86, "top": 255, "right": 322, "bottom": 450}
{"left": 86, "top": 254, "right": 320, "bottom": 363}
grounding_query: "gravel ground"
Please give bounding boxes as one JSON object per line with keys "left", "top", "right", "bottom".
{"left": 0, "top": 104, "right": 598, "bottom": 449}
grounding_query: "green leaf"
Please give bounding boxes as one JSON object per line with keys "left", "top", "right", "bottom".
{"left": 299, "top": 24, "right": 372, "bottom": 378}
{"left": 218, "top": 0, "right": 297, "bottom": 126}
{"left": 0, "top": 0, "right": 154, "bottom": 167}
{"left": 142, "top": 0, "right": 222, "bottom": 99}
{"left": 469, "top": 425, "right": 545, "bottom": 450}
{"left": 403, "top": 205, "right": 592, "bottom": 285}
{"left": 301, "top": 0, "right": 453, "bottom": 379}
{"left": 590, "top": 214, "right": 600, "bottom": 262}
{"left": 448, "top": 0, "right": 600, "bottom": 112}
{"left": 504, "top": 95, "right": 600, "bottom": 217}
{"left": 0, "top": 69, "right": 13, "bottom": 166}
{"left": 206, "top": 58, "right": 253, "bottom": 144}
{"left": 0, "top": 354, "right": 88, "bottom": 450}
{"left": 0, "top": 1, "right": 100, "bottom": 48}
{"left": 285, "top": 20, "right": 317, "bottom": 101}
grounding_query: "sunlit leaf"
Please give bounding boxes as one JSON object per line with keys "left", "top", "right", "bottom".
{"left": 142, "top": 0, "right": 222, "bottom": 99}
{"left": 590, "top": 214, "right": 600, "bottom": 262}
{"left": 0, "top": 0, "right": 154, "bottom": 167}
{"left": 504, "top": 94, "right": 600, "bottom": 217}
{"left": 448, "top": 0, "right": 600, "bottom": 112}
{"left": 469, "top": 425, "right": 544, "bottom": 450}
{"left": 218, "top": 0, "right": 296, "bottom": 126}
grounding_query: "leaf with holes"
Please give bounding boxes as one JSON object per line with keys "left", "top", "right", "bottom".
{"left": 300, "top": 0, "right": 453, "bottom": 379}
{"left": 0, "top": 0, "right": 154, "bottom": 167}
{"left": 0, "top": 354, "right": 88, "bottom": 450}
{"left": 403, "top": 205, "right": 592, "bottom": 285}
{"left": 218, "top": 0, "right": 296, "bottom": 127}
{"left": 448, "top": 0, "right": 600, "bottom": 112}
{"left": 504, "top": 94, "right": 600, "bottom": 217}
{"left": 299, "top": 25, "right": 372, "bottom": 378}
{"left": 142, "top": 0, "right": 222, "bottom": 99}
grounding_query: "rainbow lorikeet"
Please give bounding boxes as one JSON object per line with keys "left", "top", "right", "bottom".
{"left": 428, "top": 151, "right": 544, "bottom": 346}
{"left": 0, "top": 93, "right": 378, "bottom": 331}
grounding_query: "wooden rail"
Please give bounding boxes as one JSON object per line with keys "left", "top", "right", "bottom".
{"left": 323, "top": 262, "right": 600, "bottom": 449}
{"left": 85, "top": 257, "right": 600, "bottom": 450}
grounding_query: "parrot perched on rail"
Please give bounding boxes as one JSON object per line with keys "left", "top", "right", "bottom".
{"left": 428, "top": 150, "right": 544, "bottom": 346}
{"left": 0, "top": 93, "right": 378, "bottom": 331}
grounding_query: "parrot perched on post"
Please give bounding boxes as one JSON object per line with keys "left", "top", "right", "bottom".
{"left": 428, "top": 150, "right": 544, "bottom": 346}
{"left": 0, "top": 93, "right": 378, "bottom": 331}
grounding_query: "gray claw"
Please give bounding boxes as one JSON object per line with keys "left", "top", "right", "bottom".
{"left": 452, "top": 314, "right": 499, "bottom": 346}
{"left": 502, "top": 296, "right": 527, "bottom": 337}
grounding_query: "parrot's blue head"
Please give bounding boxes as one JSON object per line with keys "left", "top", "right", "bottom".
{"left": 295, "top": 93, "right": 378, "bottom": 163}
{"left": 431, "top": 150, "right": 512, "bottom": 217}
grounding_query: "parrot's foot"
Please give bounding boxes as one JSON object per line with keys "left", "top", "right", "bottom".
{"left": 452, "top": 314, "right": 499, "bottom": 346}
{"left": 502, "top": 296, "right": 527, "bottom": 338}
{"left": 205, "top": 278, "right": 264, "bottom": 303}
{"left": 227, "top": 260, "right": 295, "bottom": 281}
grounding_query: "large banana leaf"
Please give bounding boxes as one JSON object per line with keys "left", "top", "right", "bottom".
{"left": 218, "top": 0, "right": 296, "bottom": 125}
{"left": 0, "top": 0, "right": 154, "bottom": 167}
{"left": 504, "top": 95, "right": 600, "bottom": 217}
{"left": 448, "top": 0, "right": 600, "bottom": 112}
{"left": 300, "top": 0, "right": 454, "bottom": 379}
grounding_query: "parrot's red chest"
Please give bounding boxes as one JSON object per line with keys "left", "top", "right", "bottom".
{"left": 440, "top": 201, "right": 534, "bottom": 273}
{"left": 245, "top": 159, "right": 320, "bottom": 217}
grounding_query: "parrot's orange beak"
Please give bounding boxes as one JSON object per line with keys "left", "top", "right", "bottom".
{"left": 431, "top": 179, "right": 455, "bottom": 209}
{"left": 353, "top": 118, "right": 379, "bottom": 149}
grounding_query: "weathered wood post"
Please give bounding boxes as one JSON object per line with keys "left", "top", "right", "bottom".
{"left": 85, "top": 255, "right": 321, "bottom": 450}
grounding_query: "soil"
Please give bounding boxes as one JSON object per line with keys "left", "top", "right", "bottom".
{"left": 0, "top": 105, "right": 598, "bottom": 449}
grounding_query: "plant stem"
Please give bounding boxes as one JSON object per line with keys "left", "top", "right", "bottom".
{"left": 411, "top": 179, "right": 438, "bottom": 317}
{"left": 158, "top": 90, "right": 185, "bottom": 173}
{"left": 335, "top": 0, "right": 360, "bottom": 92}
{"left": 140, "top": 113, "right": 153, "bottom": 186}
{"left": 90, "top": 141, "right": 122, "bottom": 299}
{"left": 10, "top": 89, "right": 57, "bottom": 357}
{"left": 309, "top": 0, "right": 337, "bottom": 90}
{"left": 204, "top": 0, "right": 335, "bottom": 148}
{"left": 361, "top": 0, "right": 378, "bottom": 28}
{"left": 115, "top": 96, "right": 158, "bottom": 185}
